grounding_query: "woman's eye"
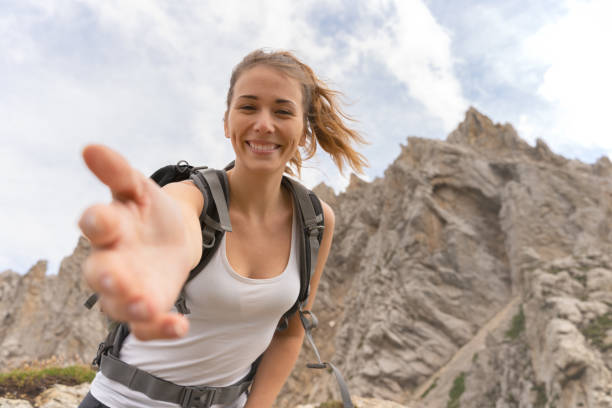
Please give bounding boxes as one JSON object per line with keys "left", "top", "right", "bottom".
{"left": 277, "top": 109, "right": 293, "bottom": 116}
{"left": 239, "top": 105, "right": 256, "bottom": 111}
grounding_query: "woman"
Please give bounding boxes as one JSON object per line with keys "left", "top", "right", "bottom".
{"left": 78, "top": 49, "right": 366, "bottom": 408}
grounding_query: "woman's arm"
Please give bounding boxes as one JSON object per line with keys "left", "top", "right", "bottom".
{"left": 244, "top": 201, "right": 335, "bottom": 408}
{"left": 79, "top": 144, "right": 204, "bottom": 340}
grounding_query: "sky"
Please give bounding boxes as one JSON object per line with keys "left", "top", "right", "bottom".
{"left": 1, "top": 0, "right": 611, "bottom": 275}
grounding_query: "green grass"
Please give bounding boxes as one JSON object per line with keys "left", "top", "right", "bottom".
{"left": 446, "top": 372, "right": 466, "bottom": 408}
{"left": 0, "top": 365, "right": 96, "bottom": 402}
{"left": 0, "top": 365, "right": 95, "bottom": 385}
{"left": 505, "top": 305, "right": 526, "bottom": 340}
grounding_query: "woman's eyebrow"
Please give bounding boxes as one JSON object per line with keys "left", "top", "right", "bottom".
{"left": 237, "top": 95, "right": 296, "bottom": 107}
{"left": 276, "top": 98, "right": 297, "bottom": 108}
{"left": 237, "top": 94, "right": 258, "bottom": 101}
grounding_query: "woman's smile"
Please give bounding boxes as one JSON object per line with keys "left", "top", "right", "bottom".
{"left": 246, "top": 140, "right": 281, "bottom": 154}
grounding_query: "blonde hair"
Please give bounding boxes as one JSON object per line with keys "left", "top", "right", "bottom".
{"left": 225, "top": 49, "right": 367, "bottom": 176}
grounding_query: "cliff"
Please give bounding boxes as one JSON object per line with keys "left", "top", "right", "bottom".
{"left": 279, "top": 107, "right": 612, "bottom": 407}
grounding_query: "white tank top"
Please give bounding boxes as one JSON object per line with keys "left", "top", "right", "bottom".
{"left": 90, "top": 213, "right": 300, "bottom": 408}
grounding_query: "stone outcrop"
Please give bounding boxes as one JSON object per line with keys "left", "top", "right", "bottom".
{"left": 0, "top": 238, "right": 107, "bottom": 371}
{"left": 279, "top": 107, "right": 612, "bottom": 407}
{"left": 0, "top": 383, "right": 90, "bottom": 408}
{"left": 2, "top": 108, "right": 611, "bottom": 407}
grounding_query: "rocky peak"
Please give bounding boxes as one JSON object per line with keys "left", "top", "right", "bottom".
{"left": 312, "top": 182, "right": 337, "bottom": 208}
{"left": 593, "top": 155, "right": 612, "bottom": 177}
{"left": 446, "top": 107, "right": 572, "bottom": 167}
{"left": 346, "top": 173, "right": 369, "bottom": 193}
{"left": 0, "top": 237, "right": 106, "bottom": 372}
{"left": 447, "top": 107, "right": 529, "bottom": 156}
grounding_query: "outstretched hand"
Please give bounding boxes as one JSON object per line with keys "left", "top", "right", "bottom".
{"left": 79, "top": 145, "right": 193, "bottom": 340}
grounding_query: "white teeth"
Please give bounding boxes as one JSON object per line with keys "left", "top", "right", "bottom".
{"left": 248, "top": 142, "right": 278, "bottom": 152}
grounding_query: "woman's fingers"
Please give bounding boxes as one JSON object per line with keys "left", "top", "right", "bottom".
{"left": 82, "top": 144, "right": 145, "bottom": 202}
{"left": 78, "top": 203, "right": 122, "bottom": 247}
{"left": 83, "top": 250, "right": 132, "bottom": 300}
{"left": 83, "top": 250, "right": 158, "bottom": 322}
{"left": 130, "top": 314, "right": 189, "bottom": 341}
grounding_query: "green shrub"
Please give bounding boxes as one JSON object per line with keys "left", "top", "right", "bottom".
{"left": 581, "top": 312, "right": 612, "bottom": 351}
{"left": 446, "top": 372, "right": 466, "bottom": 408}
{"left": 420, "top": 378, "right": 438, "bottom": 399}
{"left": 506, "top": 305, "right": 526, "bottom": 340}
{"left": 533, "top": 383, "right": 547, "bottom": 408}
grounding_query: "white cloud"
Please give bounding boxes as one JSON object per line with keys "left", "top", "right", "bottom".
{"left": 521, "top": 0, "right": 612, "bottom": 154}
{"left": 343, "top": 0, "right": 468, "bottom": 133}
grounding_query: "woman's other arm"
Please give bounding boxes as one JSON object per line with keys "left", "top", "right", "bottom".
{"left": 78, "top": 144, "right": 203, "bottom": 340}
{"left": 244, "top": 201, "right": 335, "bottom": 408}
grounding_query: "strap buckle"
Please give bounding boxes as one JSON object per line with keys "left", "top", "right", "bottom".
{"left": 92, "top": 342, "right": 110, "bottom": 368}
{"left": 304, "top": 224, "right": 324, "bottom": 238}
{"left": 299, "top": 309, "right": 319, "bottom": 331}
{"left": 180, "top": 386, "right": 216, "bottom": 408}
{"left": 202, "top": 228, "right": 216, "bottom": 249}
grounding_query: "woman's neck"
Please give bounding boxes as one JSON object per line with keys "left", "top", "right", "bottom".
{"left": 226, "top": 165, "right": 289, "bottom": 219}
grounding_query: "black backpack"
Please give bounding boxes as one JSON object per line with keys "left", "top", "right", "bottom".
{"left": 85, "top": 161, "right": 353, "bottom": 408}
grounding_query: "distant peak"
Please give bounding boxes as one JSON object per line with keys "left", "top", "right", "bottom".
{"left": 347, "top": 173, "right": 369, "bottom": 192}
{"left": 447, "top": 108, "right": 530, "bottom": 158}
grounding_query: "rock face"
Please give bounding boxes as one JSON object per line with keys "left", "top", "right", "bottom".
{"left": 279, "top": 108, "right": 612, "bottom": 407}
{"left": 2, "top": 108, "right": 611, "bottom": 407}
{"left": 0, "top": 238, "right": 107, "bottom": 371}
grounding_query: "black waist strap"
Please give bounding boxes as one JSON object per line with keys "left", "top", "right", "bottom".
{"left": 100, "top": 354, "right": 252, "bottom": 408}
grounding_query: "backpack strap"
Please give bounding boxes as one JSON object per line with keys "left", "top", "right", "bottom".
{"left": 300, "top": 311, "right": 354, "bottom": 408}
{"left": 99, "top": 353, "right": 255, "bottom": 408}
{"left": 276, "top": 177, "right": 324, "bottom": 329}
{"left": 281, "top": 177, "right": 354, "bottom": 408}
{"left": 175, "top": 168, "right": 231, "bottom": 314}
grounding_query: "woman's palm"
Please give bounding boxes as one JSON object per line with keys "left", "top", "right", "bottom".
{"left": 79, "top": 145, "right": 191, "bottom": 340}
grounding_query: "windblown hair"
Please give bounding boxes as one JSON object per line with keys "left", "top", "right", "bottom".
{"left": 225, "top": 49, "right": 368, "bottom": 176}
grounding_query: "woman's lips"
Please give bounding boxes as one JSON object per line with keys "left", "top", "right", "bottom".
{"left": 246, "top": 141, "right": 280, "bottom": 153}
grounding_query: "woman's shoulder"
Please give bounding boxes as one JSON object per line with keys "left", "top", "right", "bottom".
{"left": 162, "top": 180, "right": 205, "bottom": 214}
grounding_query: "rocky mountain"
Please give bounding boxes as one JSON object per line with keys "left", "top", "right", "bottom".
{"left": 0, "top": 238, "right": 107, "bottom": 371}
{"left": 2, "top": 108, "right": 611, "bottom": 407}
{"left": 280, "top": 108, "right": 612, "bottom": 408}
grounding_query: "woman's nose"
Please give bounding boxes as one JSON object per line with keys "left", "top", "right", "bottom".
{"left": 253, "top": 110, "right": 274, "bottom": 133}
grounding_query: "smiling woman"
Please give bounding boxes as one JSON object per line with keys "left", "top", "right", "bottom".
{"left": 76, "top": 49, "right": 367, "bottom": 408}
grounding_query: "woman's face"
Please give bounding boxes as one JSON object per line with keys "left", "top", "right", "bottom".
{"left": 224, "top": 65, "right": 305, "bottom": 176}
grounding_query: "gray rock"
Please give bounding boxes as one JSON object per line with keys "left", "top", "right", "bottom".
{"left": 0, "top": 398, "right": 32, "bottom": 408}
{"left": 34, "top": 383, "right": 90, "bottom": 408}
{"left": 0, "top": 238, "right": 107, "bottom": 371}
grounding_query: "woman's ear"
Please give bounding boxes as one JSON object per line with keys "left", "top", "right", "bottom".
{"left": 224, "top": 112, "right": 229, "bottom": 139}
{"left": 299, "top": 126, "right": 308, "bottom": 147}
